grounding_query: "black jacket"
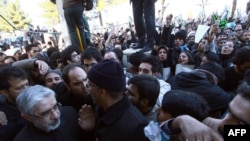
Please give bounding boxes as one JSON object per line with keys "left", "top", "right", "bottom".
{"left": 0, "top": 101, "right": 27, "bottom": 141}
{"left": 13, "top": 106, "right": 84, "bottom": 141}
{"left": 94, "top": 96, "right": 149, "bottom": 141}
{"left": 167, "top": 71, "right": 234, "bottom": 116}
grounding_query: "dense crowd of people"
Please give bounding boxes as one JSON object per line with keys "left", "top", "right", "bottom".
{"left": 1, "top": 1, "right": 250, "bottom": 141}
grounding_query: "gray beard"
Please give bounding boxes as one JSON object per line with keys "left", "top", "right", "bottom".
{"left": 33, "top": 118, "right": 61, "bottom": 132}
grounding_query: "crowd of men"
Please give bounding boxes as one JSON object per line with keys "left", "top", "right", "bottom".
{"left": 1, "top": 1, "right": 250, "bottom": 141}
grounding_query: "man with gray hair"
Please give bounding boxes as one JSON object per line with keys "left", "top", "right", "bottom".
{"left": 14, "top": 85, "right": 85, "bottom": 141}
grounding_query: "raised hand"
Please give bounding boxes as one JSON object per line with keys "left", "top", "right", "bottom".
{"left": 78, "top": 104, "right": 96, "bottom": 131}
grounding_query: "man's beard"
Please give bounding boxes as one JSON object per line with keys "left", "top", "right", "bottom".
{"left": 33, "top": 118, "right": 61, "bottom": 132}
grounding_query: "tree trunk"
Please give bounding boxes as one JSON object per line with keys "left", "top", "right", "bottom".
{"left": 98, "top": 11, "right": 103, "bottom": 26}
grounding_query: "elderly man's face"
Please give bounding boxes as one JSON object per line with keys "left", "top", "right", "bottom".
{"left": 30, "top": 95, "right": 61, "bottom": 132}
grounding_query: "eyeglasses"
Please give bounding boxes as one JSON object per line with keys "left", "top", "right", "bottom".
{"left": 28, "top": 103, "right": 62, "bottom": 119}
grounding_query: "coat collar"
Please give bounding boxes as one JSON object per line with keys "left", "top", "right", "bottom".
{"left": 96, "top": 95, "right": 130, "bottom": 125}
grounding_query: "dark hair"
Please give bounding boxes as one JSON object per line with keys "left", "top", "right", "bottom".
{"left": 162, "top": 90, "right": 209, "bottom": 121}
{"left": 237, "top": 81, "right": 250, "bottom": 100}
{"left": 0, "top": 66, "right": 27, "bottom": 90}
{"left": 49, "top": 51, "right": 61, "bottom": 69}
{"left": 62, "top": 63, "right": 84, "bottom": 85}
{"left": 140, "top": 55, "right": 161, "bottom": 73}
{"left": 18, "top": 53, "right": 28, "bottom": 60}
{"left": 197, "top": 62, "right": 225, "bottom": 81}
{"left": 111, "top": 48, "right": 123, "bottom": 63}
{"left": 243, "top": 69, "right": 250, "bottom": 82}
{"left": 44, "top": 69, "right": 62, "bottom": 79}
{"left": 156, "top": 45, "right": 170, "bottom": 68}
{"left": 129, "top": 52, "right": 146, "bottom": 67}
{"left": 232, "top": 46, "right": 250, "bottom": 66}
{"left": 128, "top": 74, "right": 160, "bottom": 107}
{"left": 25, "top": 44, "right": 38, "bottom": 52}
{"left": 60, "top": 45, "right": 80, "bottom": 66}
{"left": 175, "top": 30, "right": 187, "bottom": 43}
{"left": 47, "top": 47, "right": 59, "bottom": 58}
{"left": 216, "top": 32, "right": 228, "bottom": 38}
{"left": 81, "top": 47, "right": 103, "bottom": 64}
{"left": 203, "top": 51, "right": 220, "bottom": 64}
{"left": 180, "top": 50, "right": 195, "bottom": 65}
{"left": 157, "top": 45, "right": 169, "bottom": 53}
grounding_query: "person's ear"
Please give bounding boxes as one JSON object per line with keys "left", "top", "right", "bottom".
{"left": 139, "top": 99, "right": 149, "bottom": 107}
{"left": 0, "top": 90, "right": 9, "bottom": 99}
{"left": 66, "top": 60, "right": 72, "bottom": 64}
{"left": 99, "top": 88, "right": 107, "bottom": 97}
{"left": 64, "top": 82, "right": 71, "bottom": 91}
{"left": 21, "top": 113, "right": 33, "bottom": 122}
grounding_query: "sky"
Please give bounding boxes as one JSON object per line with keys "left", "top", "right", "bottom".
{"left": 17, "top": 0, "right": 250, "bottom": 29}
{"left": 156, "top": 0, "right": 249, "bottom": 18}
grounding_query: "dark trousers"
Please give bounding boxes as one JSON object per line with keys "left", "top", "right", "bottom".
{"left": 131, "top": 0, "right": 156, "bottom": 48}
{"left": 64, "top": 5, "right": 87, "bottom": 51}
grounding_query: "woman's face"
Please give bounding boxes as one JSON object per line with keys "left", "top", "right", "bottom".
{"left": 197, "top": 39, "right": 207, "bottom": 52}
{"left": 221, "top": 41, "right": 234, "bottom": 55}
{"left": 200, "top": 56, "right": 208, "bottom": 65}
{"left": 158, "top": 48, "right": 167, "bottom": 61}
{"left": 178, "top": 52, "right": 189, "bottom": 64}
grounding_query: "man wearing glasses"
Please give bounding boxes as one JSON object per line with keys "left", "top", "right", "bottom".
{"left": 60, "top": 45, "right": 81, "bottom": 66}
{"left": 14, "top": 85, "right": 84, "bottom": 141}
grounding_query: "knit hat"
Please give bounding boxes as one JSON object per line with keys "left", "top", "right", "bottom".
{"left": 175, "top": 30, "right": 187, "bottom": 43}
{"left": 88, "top": 59, "right": 126, "bottom": 91}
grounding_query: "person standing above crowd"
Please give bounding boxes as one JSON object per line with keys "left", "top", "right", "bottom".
{"left": 62, "top": 0, "right": 87, "bottom": 51}
{"left": 130, "top": 0, "right": 156, "bottom": 52}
